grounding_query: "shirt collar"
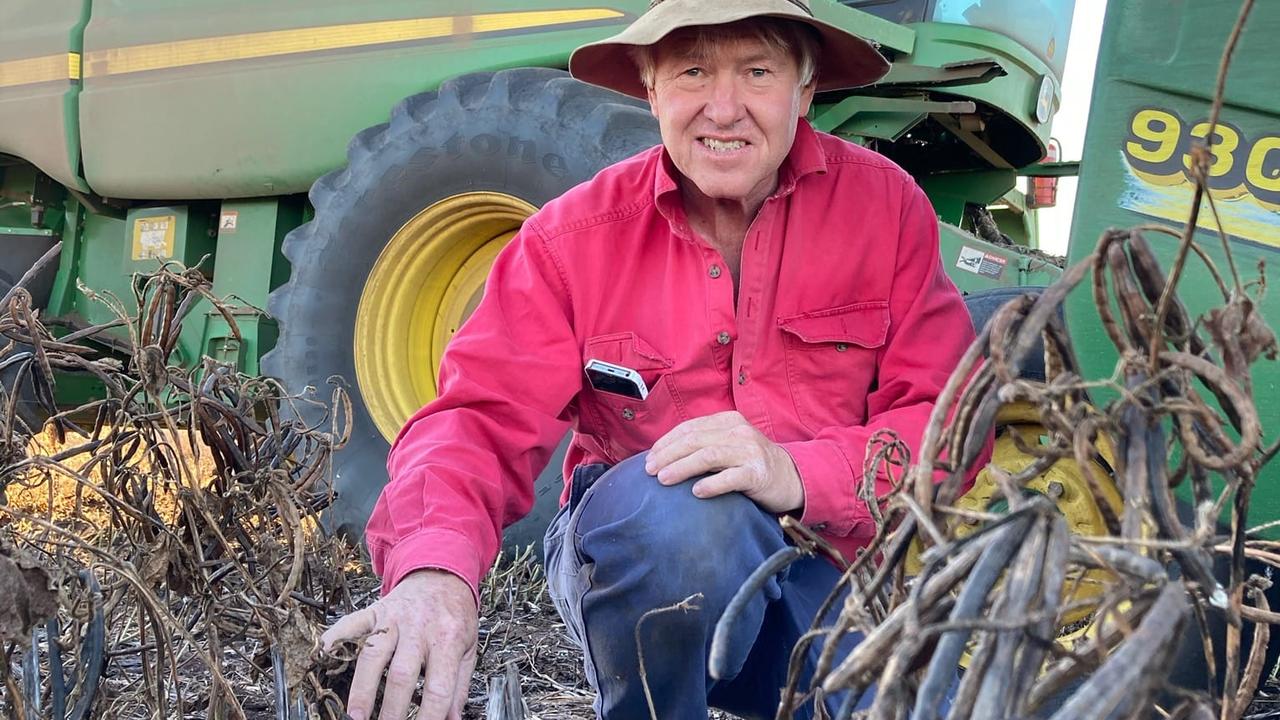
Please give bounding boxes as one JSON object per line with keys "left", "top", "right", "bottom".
{"left": 652, "top": 118, "right": 829, "bottom": 230}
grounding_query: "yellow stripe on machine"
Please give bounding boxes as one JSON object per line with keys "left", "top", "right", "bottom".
{"left": 82, "top": 9, "right": 624, "bottom": 78}
{"left": 0, "top": 53, "right": 75, "bottom": 89}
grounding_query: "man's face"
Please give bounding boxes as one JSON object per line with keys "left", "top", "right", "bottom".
{"left": 646, "top": 29, "right": 816, "bottom": 208}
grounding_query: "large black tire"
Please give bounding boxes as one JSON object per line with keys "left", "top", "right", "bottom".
{"left": 263, "top": 68, "right": 659, "bottom": 549}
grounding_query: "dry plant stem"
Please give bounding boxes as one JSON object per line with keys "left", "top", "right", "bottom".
{"left": 788, "top": 157, "right": 1272, "bottom": 717}
{"left": 1150, "top": 0, "right": 1254, "bottom": 366}
{"left": 634, "top": 594, "right": 702, "bottom": 720}
{"left": 970, "top": 515, "right": 1049, "bottom": 719}
{"left": 1048, "top": 583, "right": 1189, "bottom": 720}
{"left": 820, "top": 533, "right": 990, "bottom": 691}
{"left": 909, "top": 321, "right": 992, "bottom": 516}
{"left": 1009, "top": 516, "right": 1069, "bottom": 712}
{"left": 909, "top": 512, "right": 1035, "bottom": 720}
{"left": 1230, "top": 586, "right": 1270, "bottom": 717}
{"left": 807, "top": 511, "right": 913, "bottom": 688}
{"left": 777, "top": 514, "right": 905, "bottom": 717}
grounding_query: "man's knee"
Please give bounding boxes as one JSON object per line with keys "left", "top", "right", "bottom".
{"left": 579, "top": 454, "right": 763, "bottom": 545}
{"left": 573, "top": 453, "right": 785, "bottom": 596}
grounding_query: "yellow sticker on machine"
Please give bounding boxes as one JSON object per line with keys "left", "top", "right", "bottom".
{"left": 1120, "top": 106, "right": 1280, "bottom": 250}
{"left": 132, "top": 215, "right": 176, "bottom": 260}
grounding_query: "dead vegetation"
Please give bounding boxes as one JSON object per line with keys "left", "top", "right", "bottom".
{"left": 2, "top": 2, "right": 1277, "bottom": 719}
{"left": 0, "top": 257, "right": 613, "bottom": 719}
{"left": 0, "top": 261, "right": 366, "bottom": 719}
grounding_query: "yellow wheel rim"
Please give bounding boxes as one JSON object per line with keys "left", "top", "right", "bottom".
{"left": 355, "top": 191, "right": 537, "bottom": 442}
{"left": 903, "top": 400, "right": 1124, "bottom": 654}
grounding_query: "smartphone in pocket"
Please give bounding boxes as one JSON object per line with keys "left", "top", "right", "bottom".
{"left": 584, "top": 359, "right": 649, "bottom": 400}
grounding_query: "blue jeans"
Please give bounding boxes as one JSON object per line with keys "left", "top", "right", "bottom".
{"left": 543, "top": 453, "right": 871, "bottom": 720}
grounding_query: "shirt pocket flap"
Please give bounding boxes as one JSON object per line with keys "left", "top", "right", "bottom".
{"left": 777, "top": 301, "right": 891, "bottom": 348}
{"left": 583, "top": 331, "right": 673, "bottom": 372}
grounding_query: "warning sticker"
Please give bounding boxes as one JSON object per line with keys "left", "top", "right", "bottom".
{"left": 131, "top": 215, "right": 176, "bottom": 260}
{"left": 219, "top": 211, "right": 239, "bottom": 233}
{"left": 956, "top": 246, "right": 1008, "bottom": 280}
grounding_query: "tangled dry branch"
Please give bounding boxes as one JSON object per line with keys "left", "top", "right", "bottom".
{"left": 0, "top": 262, "right": 363, "bottom": 719}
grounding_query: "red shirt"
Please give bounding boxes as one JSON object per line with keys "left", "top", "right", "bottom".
{"left": 367, "top": 119, "right": 977, "bottom": 598}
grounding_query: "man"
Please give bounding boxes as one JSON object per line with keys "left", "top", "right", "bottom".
{"left": 323, "top": 1, "right": 976, "bottom": 718}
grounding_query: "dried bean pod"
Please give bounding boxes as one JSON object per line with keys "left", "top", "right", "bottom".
{"left": 1047, "top": 583, "right": 1188, "bottom": 720}
{"left": 910, "top": 512, "right": 1035, "bottom": 720}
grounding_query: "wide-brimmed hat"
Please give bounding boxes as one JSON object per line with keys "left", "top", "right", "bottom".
{"left": 569, "top": 0, "right": 891, "bottom": 100}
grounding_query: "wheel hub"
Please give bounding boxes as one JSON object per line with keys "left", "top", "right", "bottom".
{"left": 354, "top": 192, "right": 536, "bottom": 442}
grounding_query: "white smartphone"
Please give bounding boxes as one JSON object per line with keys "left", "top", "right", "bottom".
{"left": 584, "top": 359, "right": 649, "bottom": 400}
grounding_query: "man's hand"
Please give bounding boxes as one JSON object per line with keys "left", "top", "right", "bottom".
{"left": 321, "top": 569, "right": 478, "bottom": 720}
{"left": 644, "top": 410, "right": 804, "bottom": 513}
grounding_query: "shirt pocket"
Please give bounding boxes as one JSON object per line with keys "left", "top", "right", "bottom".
{"left": 778, "top": 301, "right": 889, "bottom": 433}
{"left": 581, "top": 332, "right": 687, "bottom": 458}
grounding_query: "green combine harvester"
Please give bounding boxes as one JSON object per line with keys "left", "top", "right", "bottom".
{"left": 1, "top": 0, "right": 1278, "bottom": 686}
{"left": 0, "top": 0, "right": 1075, "bottom": 537}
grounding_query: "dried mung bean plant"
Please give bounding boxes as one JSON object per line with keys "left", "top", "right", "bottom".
{"left": 0, "top": 261, "right": 359, "bottom": 719}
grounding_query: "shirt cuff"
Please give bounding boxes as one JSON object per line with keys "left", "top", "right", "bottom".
{"left": 372, "top": 527, "right": 485, "bottom": 608}
{"left": 780, "top": 438, "right": 859, "bottom": 536}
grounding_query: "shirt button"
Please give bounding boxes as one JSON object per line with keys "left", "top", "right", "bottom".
{"left": 621, "top": 408, "right": 635, "bottom": 421}
{"left": 716, "top": 331, "right": 732, "bottom": 345}
{"left": 835, "top": 343, "right": 849, "bottom": 352}
{"left": 738, "top": 370, "right": 748, "bottom": 385}
{"left": 708, "top": 264, "right": 722, "bottom": 279}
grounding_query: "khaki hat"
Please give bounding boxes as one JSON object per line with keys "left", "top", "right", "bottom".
{"left": 569, "top": 0, "right": 891, "bottom": 100}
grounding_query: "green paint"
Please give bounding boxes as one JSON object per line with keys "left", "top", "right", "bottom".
{"left": 814, "top": 95, "right": 974, "bottom": 139}
{"left": 938, "top": 224, "right": 1061, "bottom": 295}
{"left": 903, "top": 22, "right": 1060, "bottom": 167}
{"left": 198, "top": 197, "right": 303, "bottom": 374}
{"left": 0, "top": 227, "right": 55, "bottom": 237}
{"left": 921, "top": 170, "right": 1018, "bottom": 226}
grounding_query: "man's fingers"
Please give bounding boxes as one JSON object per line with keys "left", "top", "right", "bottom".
{"left": 346, "top": 623, "right": 398, "bottom": 720}
{"left": 647, "top": 413, "right": 744, "bottom": 474}
{"left": 656, "top": 444, "right": 744, "bottom": 486}
{"left": 649, "top": 412, "right": 740, "bottom": 456}
{"left": 418, "top": 634, "right": 470, "bottom": 720}
{"left": 376, "top": 640, "right": 425, "bottom": 720}
{"left": 321, "top": 606, "right": 376, "bottom": 650}
{"left": 449, "top": 645, "right": 479, "bottom": 720}
{"left": 692, "top": 466, "right": 753, "bottom": 499}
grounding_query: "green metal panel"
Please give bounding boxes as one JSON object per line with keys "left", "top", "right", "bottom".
{"left": 0, "top": 0, "right": 91, "bottom": 191}
{"left": 939, "top": 223, "right": 1061, "bottom": 293}
{"left": 1065, "top": 1, "right": 1280, "bottom": 523}
{"left": 899, "top": 22, "right": 1060, "bottom": 167}
{"left": 921, "top": 169, "right": 1017, "bottom": 226}
{"left": 199, "top": 197, "right": 303, "bottom": 375}
{"left": 64, "top": 205, "right": 216, "bottom": 367}
{"left": 77, "top": 0, "right": 646, "bottom": 199}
